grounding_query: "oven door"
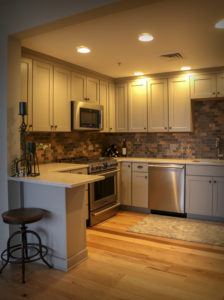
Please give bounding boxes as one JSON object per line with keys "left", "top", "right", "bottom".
{"left": 89, "top": 169, "right": 118, "bottom": 211}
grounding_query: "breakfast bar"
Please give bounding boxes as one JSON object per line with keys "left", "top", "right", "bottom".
{"left": 8, "top": 164, "right": 104, "bottom": 271}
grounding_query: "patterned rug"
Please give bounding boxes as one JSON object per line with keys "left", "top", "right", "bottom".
{"left": 127, "top": 214, "right": 224, "bottom": 247}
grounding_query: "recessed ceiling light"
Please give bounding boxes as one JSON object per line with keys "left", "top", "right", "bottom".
{"left": 76, "top": 46, "right": 91, "bottom": 53}
{"left": 181, "top": 66, "right": 191, "bottom": 71}
{"left": 138, "top": 33, "right": 154, "bottom": 42}
{"left": 215, "top": 18, "right": 224, "bottom": 29}
{"left": 134, "top": 72, "right": 144, "bottom": 76}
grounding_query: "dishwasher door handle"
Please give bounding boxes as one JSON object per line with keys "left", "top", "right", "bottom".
{"left": 148, "top": 164, "right": 185, "bottom": 169}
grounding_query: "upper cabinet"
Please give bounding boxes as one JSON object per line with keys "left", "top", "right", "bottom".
{"left": 148, "top": 78, "right": 168, "bottom": 132}
{"left": 100, "top": 80, "right": 115, "bottom": 132}
{"left": 190, "top": 72, "right": 224, "bottom": 99}
{"left": 128, "top": 80, "right": 148, "bottom": 132}
{"left": 33, "top": 61, "right": 71, "bottom": 132}
{"left": 115, "top": 83, "right": 128, "bottom": 132}
{"left": 33, "top": 60, "right": 53, "bottom": 132}
{"left": 21, "top": 57, "right": 33, "bottom": 130}
{"left": 53, "top": 66, "right": 71, "bottom": 132}
{"left": 71, "top": 72, "right": 99, "bottom": 104}
{"left": 168, "top": 75, "right": 193, "bottom": 132}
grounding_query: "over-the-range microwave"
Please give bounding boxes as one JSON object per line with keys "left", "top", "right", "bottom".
{"left": 71, "top": 101, "right": 104, "bottom": 131}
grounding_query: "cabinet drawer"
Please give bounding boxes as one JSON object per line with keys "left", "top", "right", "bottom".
{"left": 186, "top": 165, "right": 224, "bottom": 177}
{"left": 132, "top": 163, "right": 148, "bottom": 172}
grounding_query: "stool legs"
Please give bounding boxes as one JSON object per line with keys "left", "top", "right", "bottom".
{"left": 0, "top": 225, "right": 52, "bottom": 283}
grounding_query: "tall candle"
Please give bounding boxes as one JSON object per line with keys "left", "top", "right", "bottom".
{"left": 19, "top": 102, "right": 27, "bottom": 115}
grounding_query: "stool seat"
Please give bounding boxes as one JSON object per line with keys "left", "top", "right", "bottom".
{"left": 2, "top": 208, "right": 46, "bottom": 225}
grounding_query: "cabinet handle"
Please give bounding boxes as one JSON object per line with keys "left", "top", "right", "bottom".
{"left": 51, "top": 125, "right": 54, "bottom": 129}
{"left": 110, "top": 128, "right": 112, "bottom": 130}
{"left": 144, "top": 127, "right": 146, "bottom": 130}
{"left": 145, "top": 176, "right": 147, "bottom": 179}
{"left": 209, "top": 180, "right": 212, "bottom": 183}
{"left": 55, "top": 125, "right": 57, "bottom": 129}
{"left": 128, "top": 165, "right": 130, "bottom": 168}
{"left": 169, "top": 126, "right": 172, "bottom": 129}
{"left": 213, "top": 92, "right": 216, "bottom": 95}
{"left": 164, "top": 127, "right": 167, "bottom": 130}
{"left": 214, "top": 180, "right": 216, "bottom": 183}
{"left": 137, "top": 166, "right": 143, "bottom": 169}
{"left": 217, "top": 92, "right": 220, "bottom": 95}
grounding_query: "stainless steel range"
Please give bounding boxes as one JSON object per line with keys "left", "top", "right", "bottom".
{"left": 58, "top": 157, "right": 120, "bottom": 226}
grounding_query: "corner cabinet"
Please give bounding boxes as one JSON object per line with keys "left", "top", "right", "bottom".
{"left": 186, "top": 165, "right": 224, "bottom": 218}
{"left": 128, "top": 80, "right": 148, "bottom": 132}
{"left": 190, "top": 72, "right": 224, "bottom": 99}
{"left": 168, "top": 75, "right": 193, "bottom": 132}
{"left": 115, "top": 83, "right": 128, "bottom": 132}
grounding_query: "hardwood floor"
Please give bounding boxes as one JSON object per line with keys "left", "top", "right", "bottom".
{"left": 1, "top": 211, "right": 224, "bottom": 300}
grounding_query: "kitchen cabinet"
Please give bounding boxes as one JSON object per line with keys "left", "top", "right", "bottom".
{"left": 115, "top": 83, "right": 128, "bottom": 132}
{"left": 21, "top": 57, "right": 33, "bottom": 130}
{"left": 71, "top": 72, "right": 99, "bottom": 104}
{"left": 190, "top": 72, "right": 224, "bottom": 99}
{"left": 128, "top": 80, "right": 148, "bottom": 132}
{"left": 186, "top": 165, "right": 224, "bottom": 218}
{"left": 148, "top": 78, "right": 168, "bottom": 132}
{"left": 33, "top": 62, "right": 71, "bottom": 132}
{"left": 53, "top": 66, "right": 71, "bottom": 131}
{"left": 132, "top": 163, "right": 148, "bottom": 208}
{"left": 33, "top": 60, "right": 53, "bottom": 131}
{"left": 100, "top": 81, "right": 115, "bottom": 132}
{"left": 168, "top": 75, "right": 193, "bottom": 132}
{"left": 120, "top": 162, "right": 132, "bottom": 206}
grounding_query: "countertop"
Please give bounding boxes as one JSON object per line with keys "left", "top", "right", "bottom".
{"left": 8, "top": 163, "right": 103, "bottom": 188}
{"left": 116, "top": 157, "right": 224, "bottom": 166}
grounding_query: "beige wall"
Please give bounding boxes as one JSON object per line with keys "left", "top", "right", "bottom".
{"left": 0, "top": 0, "right": 119, "bottom": 252}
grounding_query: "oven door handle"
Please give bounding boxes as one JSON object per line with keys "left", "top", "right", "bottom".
{"left": 97, "top": 169, "right": 120, "bottom": 177}
{"left": 92, "top": 203, "right": 120, "bottom": 216}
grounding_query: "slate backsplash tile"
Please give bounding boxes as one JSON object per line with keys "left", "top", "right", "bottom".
{"left": 27, "top": 100, "right": 224, "bottom": 163}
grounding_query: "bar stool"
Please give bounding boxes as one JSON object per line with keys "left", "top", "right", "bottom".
{"left": 0, "top": 208, "right": 52, "bottom": 283}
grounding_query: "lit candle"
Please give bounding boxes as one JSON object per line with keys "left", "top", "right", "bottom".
{"left": 19, "top": 102, "right": 27, "bottom": 115}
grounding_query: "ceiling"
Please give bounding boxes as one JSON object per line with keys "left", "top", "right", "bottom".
{"left": 21, "top": 0, "right": 224, "bottom": 78}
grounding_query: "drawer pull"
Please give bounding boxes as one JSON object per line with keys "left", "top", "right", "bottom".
{"left": 137, "top": 166, "right": 143, "bottom": 169}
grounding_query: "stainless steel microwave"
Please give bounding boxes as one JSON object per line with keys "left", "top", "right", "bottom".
{"left": 71, "top": 101, "right": 104, "bottom": 131}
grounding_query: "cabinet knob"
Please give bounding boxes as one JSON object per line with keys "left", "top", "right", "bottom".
{"left": 214, "top": 180, "right": 216, "bottom": 183}
{"left": 164, "top": 127, "right": 167, "bottom": 130}
{"left": 137, "top": 166, "right": 143, "bottom": 169}
{"left": 55, "top": 125, "right": 57, "bottom": 129}
{"left": 145, "top": 176, "right": 147, "bottom": 179}
{"left": 209, "top": 180, "right": 212, "bottom": 183}
{"left": 169, "top": 126, "right": 172, "bottom": 129}
{"left": 128, "top": 165, "right": 130, "bottom": 168}
{"left": 213, "top": 92, "right": 216, "bottom": 95}
{"left": 110, "top": 128, "right": 112, "bottom": 130}
{"left": 217, "top": 92, "right": 220, "bottom": 95}
{"left": 144, "top": 127, "right": 146, "bottom": 130}
{"left": 51, "top": 125, "right": 54, "bottom": 129}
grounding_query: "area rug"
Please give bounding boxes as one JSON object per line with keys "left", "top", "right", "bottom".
{"left": 127, "top": 214, "right": 224, "bottom": 247}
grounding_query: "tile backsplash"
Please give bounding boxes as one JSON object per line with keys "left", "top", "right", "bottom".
{"left": 27, "top": 100, "right": 224, "bottom": 163}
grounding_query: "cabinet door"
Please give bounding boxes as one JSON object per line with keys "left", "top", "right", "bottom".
{"left": 100, "top": 80, "right": 109, "bottom": 132}
{"left": 108, "top": 83, "right": 115, "bottom": 132}
{"left": 128, "top": 80, "right": 148, "bottom": 132}
{"left": 33, "top": 61, "right": 53, "bottom": 131}
{"left": 86, "top": 76, "right": 99, "bottom": 103}
{"left": 190, "top": 73, "right": 217, "bottom": 99}
{"left": 53, "top": 67, "right": 71, "bottom": 132}
{"left": 21, "top": 57, "right": 33, "bottom": 130}
{"left": 71, "top": 72, "right": 86, "bottom": 101}
{"left": 168, "top": 75, "right": 192, "bottom": 132}
{"left": 120, "top": 163, "right": 132, "bottom": 206}
{"left": 186, "top": 176, "right": 213, "bottom": 215}
{"left": 148, "top": 78, "right": 168, "bottom": 132}
{"left": 115, "top": 84, "right": 128, "bottom": 132}
{"left": 213, "top": 177, "right": 224, "bottom": 218}
{"left": 132, "top": 172, "right": 148, "bottom": 208}
{"left": 217, "top": 73, "right": 224, "bottom": 98}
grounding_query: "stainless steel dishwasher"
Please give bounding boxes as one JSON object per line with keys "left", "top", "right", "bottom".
{"left": 148, "top": 164, "right": 185, "bottom": 213}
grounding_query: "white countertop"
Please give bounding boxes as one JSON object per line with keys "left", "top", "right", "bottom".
{"left": 117, "top": 157, "right": 224, "bottom": 166}
{"left": 8, "top": 163, "right": 103, "bottom": 188}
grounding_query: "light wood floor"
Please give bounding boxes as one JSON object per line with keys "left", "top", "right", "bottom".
{"left": 1, "top": 211, "right": 224, "bottom": 300}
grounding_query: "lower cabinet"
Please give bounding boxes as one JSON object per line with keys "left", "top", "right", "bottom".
{"left": 186, "top": 165, "right": 224, "bottom": 218}
{"left": 120, "top": 162, "right": 148, "bottom": 209}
